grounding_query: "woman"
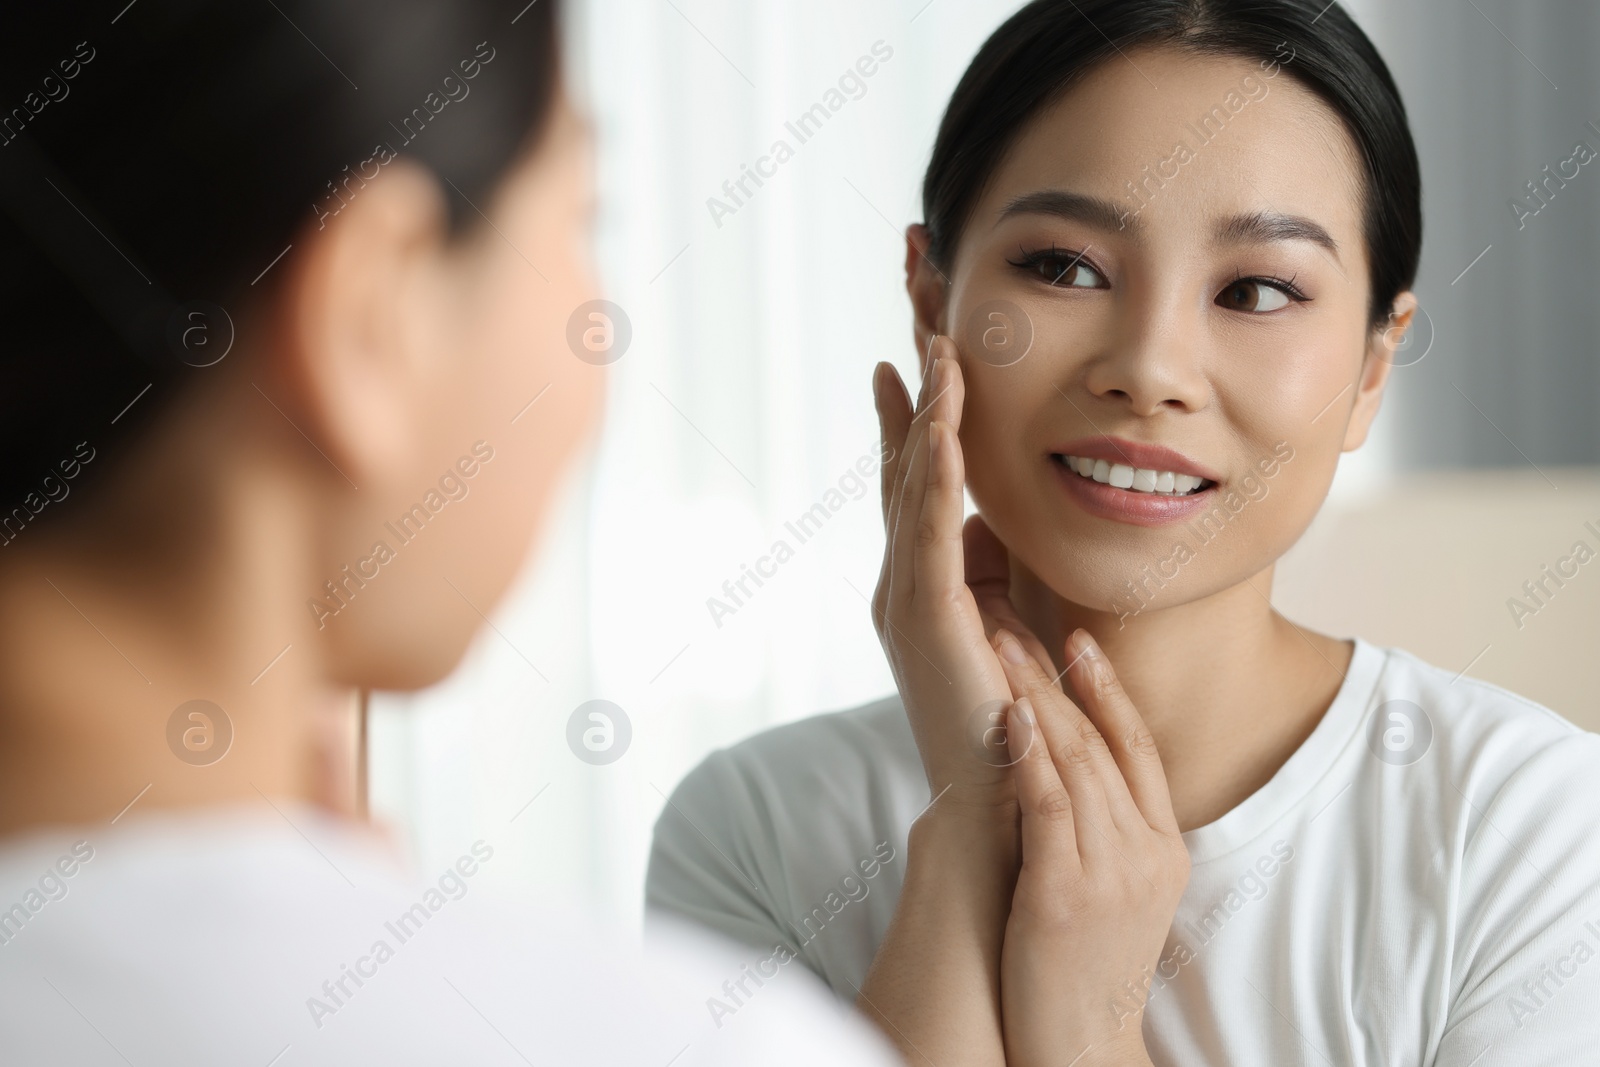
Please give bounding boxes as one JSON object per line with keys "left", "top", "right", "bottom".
{"left": 0, "top": 2, "right": 892, "bottom": 1063}
{"left": 647, "top": 1, "right": 1600, "bottom": 1064}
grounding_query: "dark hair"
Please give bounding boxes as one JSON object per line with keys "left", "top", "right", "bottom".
{"left": 922, "top": 0, "right": 1420, "bottom": 329}
{"left": 0, "top": 0, "right": 561, "bottom": 521}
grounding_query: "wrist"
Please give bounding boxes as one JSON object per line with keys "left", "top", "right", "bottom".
{"left": 915, "top": 769, "right": 1018, "bottom": 825}
{"left": 906, "top": 799, "right": 1020, "bottom": 887}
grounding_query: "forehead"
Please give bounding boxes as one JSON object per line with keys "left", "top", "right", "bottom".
{"left": 971, "top": 44, "right": 1367, "bottom": 259}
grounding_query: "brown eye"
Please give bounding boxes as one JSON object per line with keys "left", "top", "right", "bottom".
{"left": 1217, "top": 279, "right": 1292, "bottom": 313}
{"left": 1036, "top": 256, "right": 1104, "bottom": 288}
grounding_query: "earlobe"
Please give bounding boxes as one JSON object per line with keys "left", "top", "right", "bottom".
{"left": 275, "top": 159, "right": 450, "bottom": 487}
{"left": 1341, "top": 291, "right": 1415, "bottom": 451}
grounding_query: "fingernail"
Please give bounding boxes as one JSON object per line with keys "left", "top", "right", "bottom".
{"left": 1012, "top": 698, "right": 1034, "bottom": 727}
{"left": 997, "top": 630, "right": 1029, "bottom": 665}
{"left": 1073, "top": 628, "right": 1102, "bottom": 661}
{"left": 930, "top": 421, "right": 944, "bottom": 459}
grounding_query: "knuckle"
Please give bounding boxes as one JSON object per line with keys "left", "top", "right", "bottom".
{"left": 1123, "top": 724, "right": 1160, "bottom": 760}
{"left": 1071, "top": 721, "right": 1111, "bottom": 759}
{"left": 1034, "top": 785, "right": 1074, "bottom": 820}
{"left": 1061, "top": 736, "right": 1099, "bottom": 773}
{"left": 1089, "top": 659, "right": 1122, "bottom": 699}
{"left": 913, "top": 517, "right": 943, "bottom": 551}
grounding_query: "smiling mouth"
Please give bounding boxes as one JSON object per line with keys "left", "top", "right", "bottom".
{"left": 1054, "top": 454, "right": 1217, "bottom": 496}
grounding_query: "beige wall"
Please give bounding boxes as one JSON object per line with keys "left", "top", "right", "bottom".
{"left": 1273, "top": 469, "right": 1600, "bottom": 732}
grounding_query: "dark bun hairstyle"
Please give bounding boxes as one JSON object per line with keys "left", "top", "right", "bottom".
{"left": 0, "top": 0, "right": 561, "bottom": 525}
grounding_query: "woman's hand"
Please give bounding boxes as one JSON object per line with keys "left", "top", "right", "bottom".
{"left": 872, "top": 336, "right": 1054, "bottom": 819}
{"left": 856, "top": 337, "right": 1055, "bottom": 1067}
{"left": 993, "top": 627, "right": 1190, "bottom": 1067}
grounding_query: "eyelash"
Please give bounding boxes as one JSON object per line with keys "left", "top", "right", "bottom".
{"left": 1229, "top": 268, "right": 1309, "bottom": 304}
{"left": 1007, "top": 244, "right": 1104, "bottom": 286}
{"left": 1005, "top": 245, "right": 1312, "bottom": 307}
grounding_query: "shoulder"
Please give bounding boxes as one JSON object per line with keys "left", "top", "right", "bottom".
{"left": 651, "top": 692, "right": 923, "bottom": 850}
{"left": 646, "top": 694, "right": 923, "bottom": 994}
{"left": 1362, "top": 649, "right": 1600, "bottom": 1056}
{"left": 1369, "top": 641, "right": 1597, "bottom": 786}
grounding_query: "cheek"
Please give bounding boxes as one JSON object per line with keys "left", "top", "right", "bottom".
{"left": 954, "top": 360, "right": 1041, "bottom": 491}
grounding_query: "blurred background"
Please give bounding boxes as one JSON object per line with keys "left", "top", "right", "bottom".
{"left": 370, "top": 0, "right": 1600, "bottom": 932}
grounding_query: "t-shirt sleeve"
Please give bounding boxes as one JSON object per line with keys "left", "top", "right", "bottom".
{"left": 1432, "top": 729, "right": 1600, "bottom": 1065}
{"left": 646, "top": 748, "right": 799, "bottom": 959}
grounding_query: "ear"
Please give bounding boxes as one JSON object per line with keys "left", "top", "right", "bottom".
{"left": 905, "top": 223, "right": 949, "bottom": 376}
{"left": 274, "top": 158, "right": 451, "bottom": 486}
{"left": 1343, "top": 290, "right": 1416, "bottom": 451}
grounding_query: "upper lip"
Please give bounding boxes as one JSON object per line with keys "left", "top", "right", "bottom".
{"left": 1050, "top": 436, "right": 1221, "bottom": 483}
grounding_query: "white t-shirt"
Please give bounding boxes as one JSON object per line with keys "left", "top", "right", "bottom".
{"left": 647, "top": 638, "right": 1600, "bottom": 1066}
{"left": 0, "top": 803, "right": 895, "bottom": 1066}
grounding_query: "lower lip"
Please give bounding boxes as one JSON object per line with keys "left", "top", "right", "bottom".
{"left": 1051, "top": 457, "right": 1218, "bottom": 527}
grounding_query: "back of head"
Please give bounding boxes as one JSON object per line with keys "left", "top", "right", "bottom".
{"left": 0, "top": 0, "right": 561, "bottom": 515}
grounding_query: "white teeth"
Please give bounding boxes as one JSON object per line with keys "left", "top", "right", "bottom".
{"left": 1063, "top": 455, "right": 1208, "bottom": 496}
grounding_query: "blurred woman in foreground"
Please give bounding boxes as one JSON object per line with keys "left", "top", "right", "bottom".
{"left": 0, "top": 2, "right": 892, "bottom": 1063}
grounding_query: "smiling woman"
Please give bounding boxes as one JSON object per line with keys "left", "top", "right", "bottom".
{"left": 647, "top": 2, "right": 1600, "bottom": 1066}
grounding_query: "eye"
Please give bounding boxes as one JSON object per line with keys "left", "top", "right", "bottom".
{"left": 1216, "top": 276, "right": 1304, "bottom": 313}
{"left": 1008, "top": 246, "right": 1108, "bottom": 289}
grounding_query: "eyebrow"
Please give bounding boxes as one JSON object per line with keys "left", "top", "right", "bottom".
{"left": 997, "top": 190, "right": 1341, "bottom": 262}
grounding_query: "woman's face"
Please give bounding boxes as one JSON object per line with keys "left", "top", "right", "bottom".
{"left": 931, "top": 45, "right": 1406, "bottom": 623}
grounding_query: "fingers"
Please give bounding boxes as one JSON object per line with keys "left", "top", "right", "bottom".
{"left": 1064, "top": 629, "right": 1182, "bottom": 837}
{"left": 873, "top": 360, "right": 913, "bottom": 530}
{"left": 1007, "top": 697, "right": 1081, "bottom": 876}
{"left": 888, "top": 350, "right": 967, "bottom": 608}
{"left": 921, "top": 336, "right": 965, "bottom": 431}
{"left": 910, "top": 420, "right": 967, "bottom": 606}
{"left": 993, "top": 629, "right": 1133, "bottom": 855}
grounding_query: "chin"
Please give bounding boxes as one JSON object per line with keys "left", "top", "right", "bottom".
{"left": 993, "top": 505, "right": 1221, "bottom": 622}
{"left": 369, "top": 644, "right": 466, "bottom": 692}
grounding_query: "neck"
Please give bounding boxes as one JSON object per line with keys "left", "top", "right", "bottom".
{"left": 1011, "top": 561, "right": 1351, "bottom": 833}
{"left": 0, "top": 441, "right": 359, "bottom": 840}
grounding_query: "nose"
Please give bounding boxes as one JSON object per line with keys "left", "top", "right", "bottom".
{"left": 1078, "top": 285, "right": 1210, "bottom": 416}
